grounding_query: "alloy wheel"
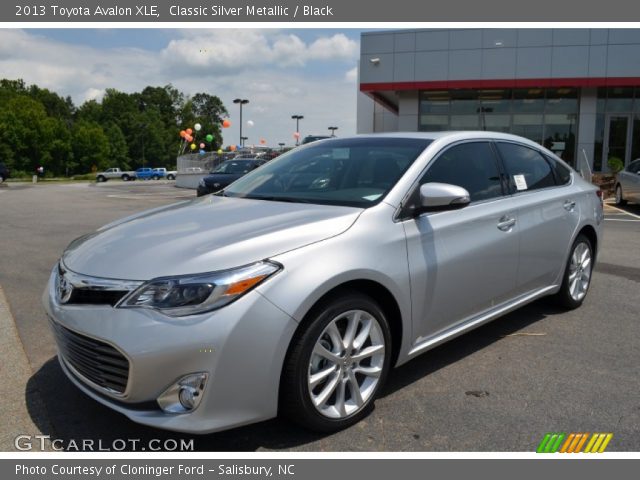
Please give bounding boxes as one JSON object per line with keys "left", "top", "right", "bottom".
{"left": 307, "top": 309, "right": 385, "bottom": 419}
{"left": 568, "top": 241, "right": 592, "bottom": 302}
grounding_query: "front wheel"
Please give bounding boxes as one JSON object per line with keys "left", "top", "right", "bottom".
{"left": 280, "top": 292, "right": 391, "bottom": 432}
{"left": 555, "top": 234, "right": 594, "bottom": 309}
{"left": 152, "top": 175, "right": 159, "bottom": 180}
{"left": 167, "top": 174, "right": 175, "bottom": 180}
{"left": 615, "top": 184, "right": 628, "bottom": 206}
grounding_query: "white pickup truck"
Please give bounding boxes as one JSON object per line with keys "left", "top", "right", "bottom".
{"left": 153, "top": 167, "right": 177, "bottom": 180}
{"left": 96, "top": 168, "right": 136, "bottom": 182}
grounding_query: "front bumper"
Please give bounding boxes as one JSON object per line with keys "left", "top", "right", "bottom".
{"left": 43, "top": 268, "right": 298, "bottom": 433}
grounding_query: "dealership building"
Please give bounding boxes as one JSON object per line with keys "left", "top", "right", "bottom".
{"left": 357, "top": 28, "right": 640, "bottom": 171}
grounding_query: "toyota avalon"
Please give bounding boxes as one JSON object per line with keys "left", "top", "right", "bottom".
{"left": 43, "top": 132, "right": 603, "bottom": 433}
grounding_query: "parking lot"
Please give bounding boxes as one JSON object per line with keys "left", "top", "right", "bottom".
{"left": 0, "top": 180, "right": 639, "bottom": 451}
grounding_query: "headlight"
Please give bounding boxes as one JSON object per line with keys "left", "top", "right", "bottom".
{"left": 118, "top": 261, "right": 281, "bottom": 317}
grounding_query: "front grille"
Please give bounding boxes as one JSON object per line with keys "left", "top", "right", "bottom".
{"left": 67, "top": 289, "right": 128, "bottom": 306}
{"left": 50, "top": 320, "right": 130, "bottom": 394}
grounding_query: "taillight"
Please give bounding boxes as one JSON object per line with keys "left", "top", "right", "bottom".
{"left": 595, "top": 189, "right": 604, "bottom": 206}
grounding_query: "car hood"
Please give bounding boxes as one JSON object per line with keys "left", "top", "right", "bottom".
{"left": 62, "top": 196, "right": 363, "bottom": 280}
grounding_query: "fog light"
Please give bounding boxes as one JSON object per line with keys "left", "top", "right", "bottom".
{"left": 157, "top": 372, "right": 208, "bottom": 414}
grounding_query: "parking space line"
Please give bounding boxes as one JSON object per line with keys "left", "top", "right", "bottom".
{"left": 604, "top": 203, "right": 640, "bottom": 220}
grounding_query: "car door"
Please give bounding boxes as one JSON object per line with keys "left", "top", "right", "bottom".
{"left": 495, "top": 142, "right": 580, "bottom": 294}
{"left": 626, "top": 160, "right": 640, "bottom": 201}
{"left": 402, "top": 141, "right": 520, "bottom": 342}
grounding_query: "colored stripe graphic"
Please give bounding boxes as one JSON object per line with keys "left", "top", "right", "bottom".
{"left": 537, "top": 433, "right": 612, "bottom": 453}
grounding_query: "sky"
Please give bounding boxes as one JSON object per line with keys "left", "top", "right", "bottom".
{"left": 0, "top": 28, "right": 371, "bottom": 148}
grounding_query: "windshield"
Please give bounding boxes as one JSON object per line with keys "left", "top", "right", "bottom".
{"left": 224, "top": 137, "right": 431, "bottom": 207}
{"left": 213, "top": 161, "right": 255, "bottom": 174}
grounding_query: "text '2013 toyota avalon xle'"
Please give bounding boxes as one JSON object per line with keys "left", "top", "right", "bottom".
{"left": 44, "top": 132, "right": 604, "bottom": 433}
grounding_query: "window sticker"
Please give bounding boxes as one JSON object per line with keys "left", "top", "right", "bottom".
{"left": 513, "top": 174, "right": 528, "bottom": 191}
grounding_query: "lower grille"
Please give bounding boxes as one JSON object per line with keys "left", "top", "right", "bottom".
{"left": 50, "top": 320, "right": 130, "bottom": 394}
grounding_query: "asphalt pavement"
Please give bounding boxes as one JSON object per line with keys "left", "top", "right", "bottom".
{"left": 0, "top": 181, "right": 638, "bottom": 451}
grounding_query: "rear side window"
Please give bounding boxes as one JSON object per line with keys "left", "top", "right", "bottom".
{"left": 545, "top": 155, "right": 572, "bottom": 185}
{"left": 496, "top": 142, "right": 555, "bottom": 192}
{"left": 420, "top": 141, "right": 503, "bottom": 202}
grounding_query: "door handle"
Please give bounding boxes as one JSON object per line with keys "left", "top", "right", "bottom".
{"left": 497, "top": 216, "right": 516, "bottom": 231}
{"left": 563, "top": 200, "right": 576, "bottom": 211}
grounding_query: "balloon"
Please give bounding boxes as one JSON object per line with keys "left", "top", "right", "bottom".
{"left": 260, "top": 138, "right": 266, "bottom": 145}
{"left": 217, "top": 149, "right": 223, "bottom": 154}
{"left": 194, "top": 123, "right": 202, "bottom": 131}
{"left": 293, "top": 132, "right": 300, "bottom": 139}
{"left": 222, "top": 119, "right": 231, "bottom": 128}
{"left": 205, "top": 134, "right": 213, "bottom": 142}
{"left": 199, "top": 143, "right": 205, "bottom": 149}
{"left": 190, "top": 143, "right": 196, "bottom": 150}
{"left": 247, "top": 120, "right": 254, "bottom": 127}
{"left": 179, "top": 130, "right": 186, "bottom": 138}
{"left": 199, "top": 149, "right": 205, "bottom": 155}
{"left": 236, "top": 145, "right": 242, "bottom": 150}
{"left": 230, "top": 145, "right": 237, "bottom": 151}
{"left": 186, "top": 128, "right": 193, "bottom": 135}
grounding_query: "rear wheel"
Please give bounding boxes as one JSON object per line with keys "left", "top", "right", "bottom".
{"left": 615, "top": 184, "right": 627, "bottom": 206}
{"left": 555, "top": 234, "right": 594, "bottom": 309}
{"left": 281, "top": 292, "right": 391, "bottom": 432}
{"left": 167, "top": 174, "right": 175, "bottom": 180}
{"left": 96, "top": 175, "right": 106, "bottom": 182}
{"left": 152, "top": 175, "right": 160, "bottom": 180}
{"left": 121, "top": 174, "right": 130, "bottom": 181}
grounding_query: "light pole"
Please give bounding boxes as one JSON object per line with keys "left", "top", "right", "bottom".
{"left": 328, "top": 126, "right": 338, "bottom": 137}
{"left": 292, "top": 114, "right": 304, "bottom": 145}
{"left": 278, "top": 142, "right": 285, "bottom": 151}
{"left": 241, "top": 136, "right": 248, "bottom": 148}
{"left": 233, "top": 98, "right": 249, "bottom": 148}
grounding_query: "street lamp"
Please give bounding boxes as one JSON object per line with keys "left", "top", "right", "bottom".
{"left": 241, "top": 136, "right": 249, "bottom": 148}
{"left": 328, "top": 126, "right": 338, "bottom": 137}
{"left": 233, "top": 98, "right": 249, "bottom": 147}
{"left": 278, "top": 142, "right": 285, "bottom": 151}
{"left": 291, "top": 114, "right": 304, "bottom": 145}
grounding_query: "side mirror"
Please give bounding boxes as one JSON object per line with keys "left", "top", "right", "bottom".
{"left": 418, "top": 182, "right": 471, "bottom": 212}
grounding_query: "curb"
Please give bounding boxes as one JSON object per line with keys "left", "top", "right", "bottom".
{"left": 0, "top": 285, "right": 45, "bottom": 450}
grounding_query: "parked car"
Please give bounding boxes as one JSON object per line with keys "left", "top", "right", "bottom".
{"left": 135, "top": 167, "right": 161, "bottom": 180}
{"left": 0, "top": 162, "right": 10, "bottom": 182}
{"left": 152, "top": 168, "right": 177, "bottom": 180}
{"left": 183, "top": 167, "right": 204, "bottom": 174}
{"left": 44, "top": 132, "right": 602, "bottom": 434}
{"left": 301, "top": 135, "right": 331, "bottom": 145}
{"left": 96, "top": 168, "right": 136, "bottom": 182}
{"left": 196, "top": 159, "right": 266, "bottom": 197}
{"left": 615, "top": 158, "right": 640, "bottom": 205}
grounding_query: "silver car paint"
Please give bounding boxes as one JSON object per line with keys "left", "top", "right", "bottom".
{"left": 44, "top": 131, "right": 603, "bottom": 433}
{"left": 617, "top": 163, "right": 640, "bottom": 202}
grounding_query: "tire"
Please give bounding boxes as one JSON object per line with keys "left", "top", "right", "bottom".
{"left": 615, "top": 184, "right": 628, "bottom": 206}
{"left": 152, "top": 175, "right": 159, "bottom": 180}
{"left": 96, "top": 175, "right": 106, "bottom": 183}
{"left": 555, "top": 234, "right": 594, "bottom": 310}
{"left": 167, "top": 174, "right": 175, "bottom": 180}
{"left": 280, "top": 291, "right": 392, "bottom": 432}
{"left": 121, "top": 174, "right": 130, "bottom": 181}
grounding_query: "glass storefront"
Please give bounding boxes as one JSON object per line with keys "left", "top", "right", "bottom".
{"left": 595, "top": 87, "right": 640, "bottom": 171}
{"left": 419, "top": 88, "right": 578, "bottom": 165}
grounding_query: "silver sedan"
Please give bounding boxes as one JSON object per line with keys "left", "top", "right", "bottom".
{"left": 43, "top": 132, "right": 603, "bottom": 433}
{"left": 615, "top": 158, "right": 640, "bottom": 205}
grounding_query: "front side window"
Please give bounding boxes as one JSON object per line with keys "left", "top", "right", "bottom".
{"left": 419, "top": 142, "right": 503, "bottom": 202}
{"left": 224, "top": 137, "right": 432, "bottom": 208}
{"left": 496, "top": 142, "right": 556, "bottom": 192}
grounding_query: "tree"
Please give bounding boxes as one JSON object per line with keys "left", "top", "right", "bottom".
{"left": 71, "top": 120, "right": 110, "bottom": 172}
